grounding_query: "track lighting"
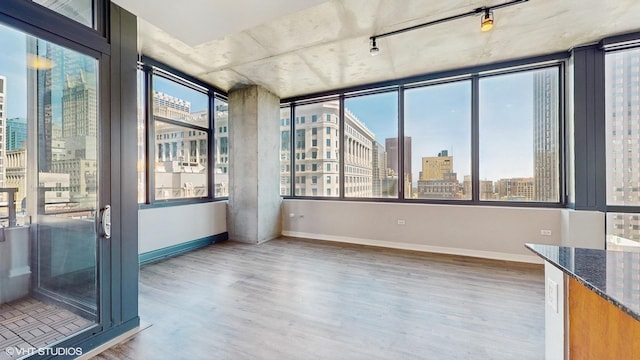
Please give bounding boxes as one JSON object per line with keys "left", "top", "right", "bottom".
{"left": 480, "top": 10, "right": 494, "bottom": 32}
{"left": 370, "top": 38, "right": 380, "bottom": 56}
{"left": 367, "top": 0, "right": 528, "bottom": 54}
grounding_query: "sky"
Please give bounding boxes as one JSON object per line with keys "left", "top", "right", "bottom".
{"left": 343, "top": 72, "right": 540, "bottom": 183}
{"left": 0, "top": 21, "right": 549, "bottom": 184}
{"left": 153, "top": 75, "right": 209, "bottom": 112}
{"left": 0, "top": 24, "right": 28, "bottom": 119}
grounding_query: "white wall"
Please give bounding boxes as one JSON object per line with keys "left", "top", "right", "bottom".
{"left": 282, "top": 200, "right": 605, "bottom": 263}
{"left": 560, "top": 209, "right": 605, "bottom": 249}
{"left": 139, "top": 201, "right": 227, "bottom": 254}
{"left": 545, "top": 262, "right": 566, "bottom": 360}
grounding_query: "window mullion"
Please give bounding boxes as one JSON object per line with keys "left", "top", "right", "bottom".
{"left": 339, "top": 96, "right": 345, "bottom": 199}
{"left": 145, "top": 65, "right": 155, "bottom": 204}
{"left": 471, "top": 75, "right": 480, "bottom": 203}
{"left": 398, "top": 85, "right": 405, "bottom": 199}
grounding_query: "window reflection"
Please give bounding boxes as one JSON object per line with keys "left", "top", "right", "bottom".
{"left": 33, "top": 0, "right": 95, "bottom": 29}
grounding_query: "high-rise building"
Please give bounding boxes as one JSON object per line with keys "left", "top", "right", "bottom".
{"left": 385, "top": 136, "right": 412, "bottom": 182}
{"left": 152, "top": 91, "right": 213, "bottom": 199}
{"left": 0, "top": 75, "right": 6, "bottom": 187}
{"left": 57, "top": 68, "right": 98, "bottom": 199}
{"left": 372, "top": 141, "right": 387, "bottom": 197}
{"left": 417, "top": 150, "right": 459, "bottom": 199}
{"left": 495, "top": 177, "right": 535, "bottom": 201}
{"left": 35, "top": 40, "right": 97, "bottom": 172}
{"left": 606, "top": 49, "right": 640, "bottom": 242}
{"left": 420, "top": 150, "right": 453, "bottom": 181}
{"left": 214, "top": 102, "right": 229, "bottom": 197}
{"left": 285, "top": 102, "right": 374, "bottom": 197}
{"left": 6, "top": 148, "right": 26, "bottom": 210}
{"left": 463, "top": 175, "right": 495, "bottom": 199}
{"left": 344, "top": 108, "right": 374, "bottom": 197}
{"left": 7, "top": 117, "right": 27, "bottom": 151}
{"left": 533, "top": 70, "right": 559, "bottom": 202}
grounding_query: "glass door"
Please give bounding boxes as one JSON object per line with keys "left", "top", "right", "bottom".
{"left": 29, "top": 37, "right": 101, "bottom": 317}
{"left": 0, "top": 20, "right": 104, "bottom": 357}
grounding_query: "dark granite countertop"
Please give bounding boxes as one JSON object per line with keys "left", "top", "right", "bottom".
{"left": 526, "top": 243, "right": 640, "bottom": 322}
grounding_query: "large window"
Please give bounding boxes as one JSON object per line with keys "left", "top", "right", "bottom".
{"left": 280, "top": 106, "right": 291, "bottom": 196}
{"left": 283, "top": 64, "right": 562, "bottom": 206}
{"left": 405, "top": 81, "right": 471, "bottom": 200}
{"left": 344, "top": 92, "right": 398, "bottom": 199}
{"left": 214, "top": 98, "right": 229, "bottom": 197}
{"left": 605, "top": 47, "right": 640, "bottom": 249}
{"left": 138, "top": 61, "right": 227, "bottom": 204}
{"left": 294, "top": 100, "right": 340, "bottom": 197}
{"left": 479, "top": 68, "right": 560, "bottom": 202}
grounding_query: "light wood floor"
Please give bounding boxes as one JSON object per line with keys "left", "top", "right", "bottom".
{"left": 94, "top": 238, "right": 544, "bottom": 360}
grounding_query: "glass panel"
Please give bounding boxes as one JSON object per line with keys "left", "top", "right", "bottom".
{"left": 154, "top": 122, "right": 208, "bottom": 200}
{"left": 479, "top": 68, "right": 560, "bottom": 202}
{"left": 0, "top": 23, "right": 100, "bottom": 355}
{"left": 405, "top": 81, "right": 471, "bottom": 200}
{"left": 607, "top": 213, "right": 640, "bottom": 250}
{"left": 33, "top": 0, "right": 95, "bottom": 29}
{"left": 606, "top": 48, "right": 640, "bottom": 206}
{"left": 137, "top": 69, "right": 146, "bottom": 203}
{"left": 280, "top": 107, "right": 291, "bottom": 196}
{"left": 294, "top": 101, "right": 340, "bottom": 197}
{"left": 344, "top": 92, "right": 398, "bottom": 198}
{"left": 152, "top": 74, "right": 209, "bottom": 128}
{"left": 33, "top": 34, "right": 99, "bottom": 313}
{"left": 152, "top": 74, "right": 210, "bottom": 200}
{"left": 214, "top": 98, "right": 228, "bottom": 197}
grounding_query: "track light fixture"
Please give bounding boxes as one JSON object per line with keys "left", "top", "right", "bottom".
{"left": 368, "top": 0, "right": 528, "bottom": 55}
{"left": 480, "top": 9, "right": 494, "bottom": 32}
{"left": 370, "top": 38, "right": 380, "bottom": 56}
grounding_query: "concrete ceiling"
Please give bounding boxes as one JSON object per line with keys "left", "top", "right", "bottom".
{"left": 114, "top": 0, "right": 640, "bottom": 99}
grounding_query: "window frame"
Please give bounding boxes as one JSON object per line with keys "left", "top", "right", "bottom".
{"left": 138, "top": 57, "right": 228, "bottom": 208}
{"left": 1, "top": 0, "right": 109, "bottom": 53}
{"left": 281, "top": 54, "right": 567, "bottom": 208}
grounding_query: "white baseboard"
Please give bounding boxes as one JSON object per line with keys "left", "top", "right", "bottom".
{"left": 282, "top": 231, "right": 543, "bottom": 264}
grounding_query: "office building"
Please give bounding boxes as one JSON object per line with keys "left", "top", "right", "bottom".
{"left": 385, "top": 136, "right": 412, "bottom": 197}
{"left": 533, "top": 71, "right": 559, "bottom": 202}
{"left": 606, "top": 49, "right": 640, "bottom": 244}
{"left": 6, "top": 117, "right": 27, "bottom": 151}
{"left": 0, "top": 76, "right": 5, "bottom": 188}
{"left": 417, "top": 150, "right": 459, "bottom": 199}
{"left": 495, "top": 177, "right": 535, "bottom": 201}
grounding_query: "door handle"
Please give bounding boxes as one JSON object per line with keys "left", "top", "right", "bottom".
{"left": 101, "top": 205, "right": 111, "bottom": 239}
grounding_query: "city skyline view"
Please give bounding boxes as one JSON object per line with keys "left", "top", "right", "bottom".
{"left": 279, "top": 67, "right": 558, "bottom": 202}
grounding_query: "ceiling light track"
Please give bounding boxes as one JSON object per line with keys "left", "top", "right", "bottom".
{"left": 369, "top": 0, "right": 528, "bottom": 55}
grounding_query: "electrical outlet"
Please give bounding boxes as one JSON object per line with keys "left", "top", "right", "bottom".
{"left": 397, "top": 219, "right": 406, "bottom": 225}
{"left": 540, "top": 229, "right": 552, "bottom": 236}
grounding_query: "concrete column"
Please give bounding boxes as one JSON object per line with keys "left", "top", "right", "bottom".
{"left": 228, "top": 85, "right": 282, "bottom": 243}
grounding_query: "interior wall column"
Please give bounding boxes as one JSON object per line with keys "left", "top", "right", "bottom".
{"left": 228, "top": 85, "right": 282, "bottom": 243}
